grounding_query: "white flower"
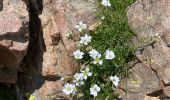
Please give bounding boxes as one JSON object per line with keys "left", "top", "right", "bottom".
{"left": 73, "top": 73, "right": 84, "bottom": 86}
{"left": 73, "top": 50, "right": 84, "bottom": 59}
{"left": 73, "top": 79, "right": 84, "bottom": 86}
{"left": 155, "top": 33, "right": 161, "bottom": 38}
{"left": 74, "top": 73, "right": 83, "bottom": 81}
{"left": 79, "top": 34, "right": 92, "bottom": 45}
{"left": 110, "top": 75, "right": 120, "bottom": 87}
{"left": 81, "top": 68, "right": 92, "bottom": 80}
{"left": 101, "top": 16, "right": 105, "bottom": 20}
{"left": 101, "top": 0, "right": 111, "bottom": 7}
{"left": 75, "top": 21, "right": 87, "bottom": 32}
{"left": 93, "top": 54, "right": 103, "bottom": 65}
{"left": 89, "top": 49, "right": 103, "bottom": 65}
{"left": 105, "top": 49, "right": 115, "bottom": 60}
{"left": 74, "top": 80, "right": 84, "bottom": 86}
{"left": 155, "top": 33, "right": 159, "bottom": 36}
{"left": 60, "top": 77, "right": 64, "bottom": 81}
{"left": 89, "top": 49, "right": 100, "bottom": 59}
{"left": 66, "top": 32, "right": 73, "bottom": 38}
{"left": 90, "top": 84, "right": 101, "bottom": 97}
{"left": 63, "top": 83, "right": 76, "bottom": 95}
{"left": 93, "top": 59, "right": 103, "bottom": 65}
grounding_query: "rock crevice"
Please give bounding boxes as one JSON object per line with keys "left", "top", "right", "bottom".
{"left": 0, "top": 0, "right": 97, "bottom": 99}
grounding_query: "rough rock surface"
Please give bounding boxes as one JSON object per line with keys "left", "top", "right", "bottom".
{"left": 16, "top": 0, "right": 97, "bottom": 99}
{"left": 35, "top": 0, "right": 96, "bottom": 99}
{"left": 0, "top": 0, "right": 29, "bottom": 84}
{"left": 40, "top": 0, "right": 96, "bottom": 78}
{"left": 120, "top": 0, "right": 170, "bottom": 99}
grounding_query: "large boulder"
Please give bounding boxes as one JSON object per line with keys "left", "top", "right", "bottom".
{"left": 120, "top": 0, "right": 170, "bottom": 99}
{"left": 40, "top": 0, "right": 97, "bottom": 78}
{"left": 0, "top": 0, "right": 29, "bottom": 84}
{"left": 24, "top": 0, "right": 98, "bottom": 99}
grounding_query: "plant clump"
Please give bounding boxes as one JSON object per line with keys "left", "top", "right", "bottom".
{"left": 62, "top": 0, "right": 136, "bottom": 99}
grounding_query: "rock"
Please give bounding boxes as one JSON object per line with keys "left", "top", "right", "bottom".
{"left": 0, "top": 0, "right": 29, "bottom": 84}
{"left": 27, "top": 0, "right": 97, "bottom": 99}
{"left": 0, "top": 67, "right": 17, "bottom": 84}
{"left": 119, "top": 63, "right": 160, "bottom": 100}
{"left": 32, "top": 80, "right": 69, "bottom": 100}
{"left": 0, "top": 0, "right": 98, "bottom": 99}
{"left": 123, "top": 0, "right": 170, "bottom": 99}
{"left": 144, "top": 95, "right": 159, "bottom": 100}
{"left": 163, "top": 86, "right": 170, "bottom": 97}
{"left": 163, "top": 68, "right": 170, "bottom": 84}
{"left": 40, "top": 0, "right": 97, "bottom": 78}
{"left": 0, "top": 0, "right": 2, "bottom": 11}
{"left": 42, "top": 42, "right": 78, "bottom": 77}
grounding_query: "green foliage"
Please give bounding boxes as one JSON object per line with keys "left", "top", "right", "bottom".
{"left": 90, "top": 0, "right": 136, "bottom": 75}
{"left": 64, "top": 0, "right": 136, "bottom": 100}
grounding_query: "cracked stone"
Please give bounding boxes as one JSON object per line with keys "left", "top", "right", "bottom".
{"left": 0, "top": 0, "right": 29, "bottom": 84}
{"left": 31, "top": 0, "right": 98, "bottom": 99}
{"left": 119, "top": 0, "right": 170, "bottom": 99}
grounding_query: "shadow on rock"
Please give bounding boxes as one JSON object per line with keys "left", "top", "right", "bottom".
{"left": 17, "top": 0, "right": 46, "bottom": 100}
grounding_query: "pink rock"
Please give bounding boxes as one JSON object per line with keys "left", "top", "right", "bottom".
{"left": 40, "top": 0, "right": 96, "bottom": 78}
{"left": 33, "top": 0, "right": 97, "bottom": 99}
{"left": 33, "top": 80, "right": 70, "bottom": 100}
{"left": 122, "top": 0, "right": 170, "bottom": 99}
{"left": 0, "top": 0, "right": 29, "bottom": 84}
